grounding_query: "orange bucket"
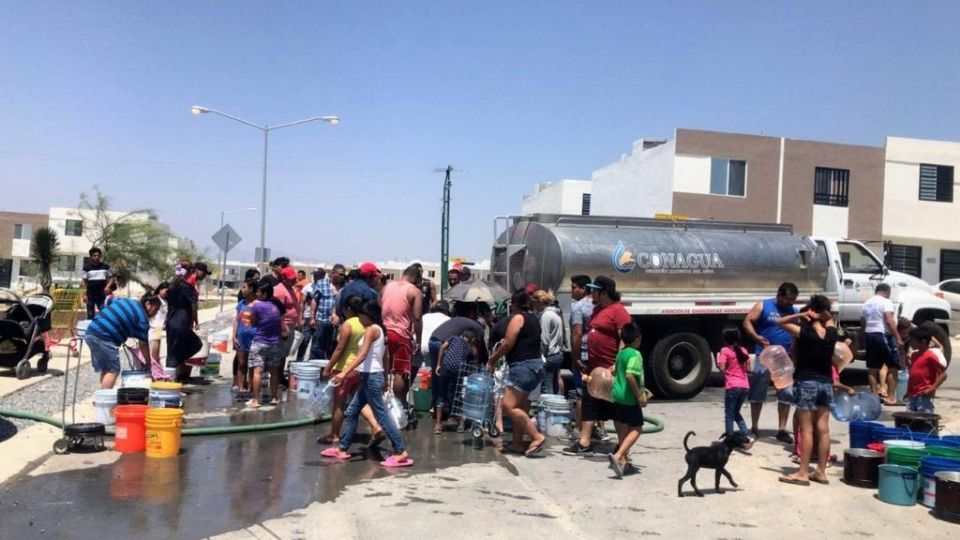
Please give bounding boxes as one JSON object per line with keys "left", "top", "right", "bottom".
{"left": 114, "top": 405, "right": 149, "bottom": 453}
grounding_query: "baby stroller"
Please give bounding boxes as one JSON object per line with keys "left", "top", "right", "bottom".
{"left": 0, "top": 288, "right": 54, "bottom": 379}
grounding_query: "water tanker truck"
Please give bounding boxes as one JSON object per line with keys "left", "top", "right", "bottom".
{"left": 490, "top": 214, "right": 952, "bottom": 399}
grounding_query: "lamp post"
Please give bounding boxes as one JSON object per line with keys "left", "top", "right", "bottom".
{"left": 218, "top": 207, "right": 257, "bottom": 311}
{"left": 191, "top": 106, "right": 339, "bottom": 271}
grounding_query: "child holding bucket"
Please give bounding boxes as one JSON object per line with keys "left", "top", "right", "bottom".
{"left": 607, "top": 323, "right": 648, "bottom": 479}
{"left": 323, "top": 300, "right": 412, "bottom": 468}
{"left": 232, "top": 278, "right": 258, "bottom": 400}
{"left": 906, "top": 326, "right": 947, "bottom": 413}
{"left": 245, "top": 283, "right": 288, "bottom": 407}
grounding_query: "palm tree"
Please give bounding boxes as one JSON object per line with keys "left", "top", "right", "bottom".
{"left": 31, "top": 227, "right": 60, "bottom": 294}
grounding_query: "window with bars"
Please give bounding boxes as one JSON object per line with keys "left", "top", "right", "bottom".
{"left": 814, "top": 167, "right": 850, "bottom": 207}
{"left": 919, "top": 164, "right": 954, "bottom": 202}
{"left": 942, "top": 249, "right": 960, "bottom": 281}
{"left": 884, "top": 244, "right": 922, "bottom": 278}
{"left": 57, "top": 255, "right": 77, "bottom": 272}
{"left": 581, "top": 193, "right": 591, "bottom": 216}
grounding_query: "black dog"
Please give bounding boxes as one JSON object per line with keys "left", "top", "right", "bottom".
{"left": 677, "top": 431, "right": 752, "bottom": 497}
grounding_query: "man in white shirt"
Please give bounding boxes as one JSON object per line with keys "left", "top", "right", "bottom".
{"left": 861, "top": 283, "right": 904, "bottom": 405}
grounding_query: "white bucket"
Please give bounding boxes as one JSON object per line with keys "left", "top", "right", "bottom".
{"left": 149, "top": 389, "right": 183, "bottom": 409}
{"left": 162, "top": 366, "right": 177, "bottom": 381}
{"left": 93, "top": 389, "right": 118, "bottom": 426}
{"left": 297, "top": 365, "right": 321, "bottom": 396}
{"left": 538, "top": 395, "right": 574, "bottom": 438}
{"left": 884, "top": 440, "right": 926, "bottom": 451}
{"left": 120, "top": 370, "right": 152, "bottom": 389}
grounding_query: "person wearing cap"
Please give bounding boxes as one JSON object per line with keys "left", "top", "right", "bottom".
{"left": 274, "top": 266, "right": 302, "bottom": 377}
{"left": 335, "top": 262, "right": 380, "bottom": 321}
{"left": 564, "top": 275, "right": 632, "bottom": 456}
{"left": 380, "top": 265, "right": 424, "bottom": 410}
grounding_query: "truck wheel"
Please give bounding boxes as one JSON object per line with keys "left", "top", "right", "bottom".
{"left": 919, "top": 321, "right": 952, "bottom": 367}
{"left": 648, "top": 333, "right": 712, "bottom": 399}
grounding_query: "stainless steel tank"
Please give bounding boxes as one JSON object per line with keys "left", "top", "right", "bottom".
{"left": 492, "top": 214, "right": 828, "bottom": 296}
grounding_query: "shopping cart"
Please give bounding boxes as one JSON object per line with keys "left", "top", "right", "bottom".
{"left": 452, "top": 359, "right": 506, "bottom": 445}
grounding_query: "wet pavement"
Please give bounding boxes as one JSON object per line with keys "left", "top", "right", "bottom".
{"left": 0, "top": 380, "right": 507, "bottom": 539}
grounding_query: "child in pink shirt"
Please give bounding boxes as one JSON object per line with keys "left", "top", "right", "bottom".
{"left": 717, "top": 328, "right": 752, "bottom": 438}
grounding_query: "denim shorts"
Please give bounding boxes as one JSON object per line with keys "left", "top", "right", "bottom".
{"left": 748, "top": 367, "right": 794, "bottom": 405}
{"left": 907, "top": 395, "right": 935, "bottom": 413}
{"left": 792, "top": 379, "right": 833, "bottom": 411}
{"left": 505, "top": 358, "right": 544, "bottom": 395}
{"left": 249, "top": 342, "right": 283, "bottom": 370}
{"left": 86, "top": 333, "right": 121, "bottom": 374}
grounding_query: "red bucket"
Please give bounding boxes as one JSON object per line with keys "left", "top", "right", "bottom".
{"left": 115, "top": 405, "right": 149, "bottom": 453}
{"left": 868, "top": 442, "right": 886, "bottom": 454}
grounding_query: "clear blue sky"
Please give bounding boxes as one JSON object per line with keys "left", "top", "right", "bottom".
{"left": 2, "top": 2, "right": 959, "bottom": 264}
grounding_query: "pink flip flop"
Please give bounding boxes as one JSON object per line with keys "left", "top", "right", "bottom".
{"left": 380, "top": 455, "right": 415, "bottom": 468}
{"left": 321, "top": 447, "right": 349, "bottom": 459}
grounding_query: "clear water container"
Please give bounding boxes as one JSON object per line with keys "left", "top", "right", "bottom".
{"left": 461, "top": 372, "right": 494, "bottom": 422}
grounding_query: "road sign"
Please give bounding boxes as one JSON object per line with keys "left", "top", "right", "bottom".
{"left": 211, "top": 224, "right": 241, "bottom": 254}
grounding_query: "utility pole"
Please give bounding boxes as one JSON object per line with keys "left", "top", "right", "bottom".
{"left": 439, "top": 165, "right": 453, "bottom": 297}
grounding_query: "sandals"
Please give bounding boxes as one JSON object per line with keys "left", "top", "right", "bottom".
{"left": 434, "top": 427, "right": 443, "bottom": 435}
{"left": 524, "top": 439, "right": 546, "bottom": 457}
{"left": 607, "top": 453, "right": 624, "bottom": 479}
{"left": 810, "top": 476, "right": 830, "bottom": 485}
{"left": 316, "top": 434, "right": 337, "bottom": 445}
{"left": 778, "top": 476, "right": 810, "bottom": 486}
{"left": 368, "top": 431, "right": 386, "bottom": 448}
{"left": 381, "top": 455, "right": 414, "bottom": 468}
{"left": 320, "top": 447, "right": 350, "bottom": 459}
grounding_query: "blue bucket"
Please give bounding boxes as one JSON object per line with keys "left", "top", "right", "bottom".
{"left": 920, "top": 456, "right": 960, "bottom": 507}
{"left": 941, "top": 435, "right": 960, "bottom": 447}
{"left": 871, "top": 426, "right": 911, "bottom": 444}
{"left": 878, "top": 464, "right": 920, "bottom": 506}
{"left": 850, "top": 421, "right": 883, "bottom": 449}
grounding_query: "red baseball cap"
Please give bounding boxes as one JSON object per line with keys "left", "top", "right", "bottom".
{"left": 358, "top": 262, "right": 381, "bottom": 276}
{"left": 280, "top": 267, "right": 297, "bottom": 281}
{"left": 525, "top": 283, "right": 540, "bottom": 295}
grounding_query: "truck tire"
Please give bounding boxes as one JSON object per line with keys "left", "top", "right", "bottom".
{"left": 648, "top": 333, "right": 712, "bottom": 400}
{"left": 919, "top": 321, "right": 952, "bottom": 367}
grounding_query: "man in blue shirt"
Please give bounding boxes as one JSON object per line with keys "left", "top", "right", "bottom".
{"left": 335, "top": 263, "right": 380, "bottom": 321}
{"left": 85, "top": 295, "right": 161, "bottom": 389}
{"left": 743, "top": 282, "right": 799, "bottom": 444}
{"left": 308, "top": 268, "right": 337, "bottom": 359}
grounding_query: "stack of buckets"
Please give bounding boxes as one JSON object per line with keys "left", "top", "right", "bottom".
{"left": 848, "top": 420, "right": 960, "bottom": 518}
{"left": 114, "top": 380, "right": 184, "bottom": 458}
{"left": 201, "top": 352, "right": 222, "bottom": 377}
{"left": 412, "top": 367, "right": 432, "bottom": 412}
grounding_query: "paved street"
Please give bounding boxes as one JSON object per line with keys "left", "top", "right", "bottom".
{"left": 0, "top": 337, "right": 958, "bottom": 539}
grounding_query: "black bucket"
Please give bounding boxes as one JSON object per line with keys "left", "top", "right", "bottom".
{"left": 935, "top": 471, "right": 960, "bottom": 523}
{"left": 843, "top": 448, "right": 885, "bottom": 488}
{"left": 117, "top": 387, "right": 149, "bottom": 405}
{"left": 892, "top": 411, "right": 940, "bottom": 434}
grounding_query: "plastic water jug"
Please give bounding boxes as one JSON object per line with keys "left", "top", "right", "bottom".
{"left": 461, "top": 372, "right": 494, "bottom": 422}
{"left": 310, "top": 381, "right": 337, "bottom": 418}
{"left": 385, "top": 391, "right": 408, "bottom": 430}
{"left": 895, "top": 370, "right": 908, "bottom": 404}
{"left": 758, "top": 345, "right": 794, "bottom": 389}
{"left": 831, "top": 391, "right": 882, "bottom": 422}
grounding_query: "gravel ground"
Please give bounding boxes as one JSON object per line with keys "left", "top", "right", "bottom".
{"left": 0, "top": 364, "right": 98, "bottom": 441}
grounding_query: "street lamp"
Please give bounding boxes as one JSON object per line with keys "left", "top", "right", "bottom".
{"left": 190, "top": 105, "right": 340, "bottom": 271}
{"left": 218, "top": 207, "right": 257, "bottom": 311}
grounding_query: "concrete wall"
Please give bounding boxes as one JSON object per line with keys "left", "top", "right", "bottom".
{"left": 521, "top": 180, "right": 592, "bottom": 215}
{"left": 883, "top": 137, "right": 960, "bottom": 242}
{"left": 671, "top": 129, "right": 780, "bottom": 223}
{"left": 590, "top": 139, "right": 675, "bottom": 217}
{"left": 0, "top": 212, "right": 48, "bottom": 258}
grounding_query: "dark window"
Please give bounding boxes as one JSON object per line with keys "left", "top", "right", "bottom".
{"left": 940, "top": 280, "right": 960, "bottom": 294}
{"left": 57, "top": 255, "right": 77, "bottom": 272}
{"left": 13, "top": 224, "right": 32, "bottom": 240}
{"left": 919, "top": 164, "right": 954, "bottom": 202}
{"left": 64, "top": 219, "right": 83, "bottom": 237}
{"left": 581, "top": 193, "right": 591, "bottom": 216}
{"left": 885, "top": 244, "right": 922, "bottom": 278}
{"left": 942, "top": 249, "right": 960, "bottom": 281}
{"left": 18, "top": 260, "right": 38, "bottom": 277}
{"left": 814, "top": 167, "right": 850, "bottom": 207}
{"left": 710, "top": 158, "right": 747, "bottom": 196}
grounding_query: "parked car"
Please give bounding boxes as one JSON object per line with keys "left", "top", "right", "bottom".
{"left": 936, "top": 279, "right": 960, "bottom": 335}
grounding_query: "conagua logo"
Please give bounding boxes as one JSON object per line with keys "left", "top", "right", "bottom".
{"left": 612, "top": 240, "right": 725, "bottom": 273}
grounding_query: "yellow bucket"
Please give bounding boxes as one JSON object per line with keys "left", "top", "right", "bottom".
{"left": 145, "top": 408, "right": 184, "bottom": 458}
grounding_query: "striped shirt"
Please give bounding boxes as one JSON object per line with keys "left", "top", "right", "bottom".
{"left": 86, "top": 298, "right": 150, "bottom": 345}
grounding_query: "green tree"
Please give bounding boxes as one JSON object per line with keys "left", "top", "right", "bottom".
{"left": 30, "top": 226, "right": 60, "bottom": 294}
{"left": 79, "top": 186, "right": 174, "bottom": 289}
